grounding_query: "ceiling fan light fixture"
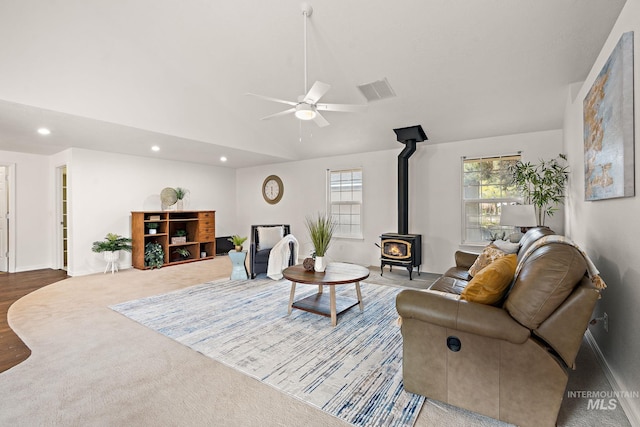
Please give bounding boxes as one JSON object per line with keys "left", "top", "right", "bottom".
{"left": 247, "top": 4, "right": 363, "bottom": 129}
{"left": 294, "top": 104, "right": 317, "bottom": 120}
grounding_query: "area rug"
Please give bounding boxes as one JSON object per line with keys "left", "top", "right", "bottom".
{"left": 110, "top": 278, "right": 424, "bottom": 427}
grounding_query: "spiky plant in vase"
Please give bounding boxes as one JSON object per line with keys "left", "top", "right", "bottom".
{"left": 305, "top": 213, "right": 335, "bottom": 273}
{"left": 228, "top": 235, "right": 248, "bottom": 252}
{"left": 174, "top": 187, "right": 189, "bottom": 210}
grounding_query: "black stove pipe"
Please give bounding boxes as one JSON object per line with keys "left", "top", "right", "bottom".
{"left": 398, "top": 140, "right": 416, "bottom": 235}
{"left": 393, "top": 125, "right": 427, "bottom": 235}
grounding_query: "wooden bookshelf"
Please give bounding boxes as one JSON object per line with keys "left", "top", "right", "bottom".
{"left": 131, "top": 210, "right": 216, "bottom": 269}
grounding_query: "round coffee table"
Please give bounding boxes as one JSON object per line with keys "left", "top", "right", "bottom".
{"left": 283, "top": 262, "right": 370, "bottom": 326}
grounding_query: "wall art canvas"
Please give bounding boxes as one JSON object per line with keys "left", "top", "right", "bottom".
{"left": 583, "top": 31, "right": 635, "bottom": 201}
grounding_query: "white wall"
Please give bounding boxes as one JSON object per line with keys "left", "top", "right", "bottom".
{"left": 236, "top": 150, "right": 397, "bottom": 266}
{"left": 563, "top": 0, "right": 640, "bottom": 423}
{"left": 0, "top": 150, "right": 52, "bottom": 271}
{"left": 413, "top": 130, "right": 563, "bottom": 272}
{"left": 68, "top": 148, "right": 236, "bottom": 276}
{"left": 236, "top": 129, "right": 563, "bottom": 273}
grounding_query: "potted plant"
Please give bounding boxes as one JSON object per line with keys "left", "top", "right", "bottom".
{"left": 228, "top": 235, "right": 248, "bottom": 252}
{"left": 508, "top": 154, "right": 569, "bottom": 226}
{"left": 144, "top": 242, "right": 164, "bottom": 269}
{"left": 171, "top": 229, "right": 188, "bottom": 244}
{"left": 175, "top": 187, "right": 188, "bottom": 210}
{"left": 172, "top": 247, "right": 191, "bottom": 261}
{"left": 305, "top": 213, "right": 335, "bottom": 273}
{"left": 91, "top": 233, "right": 133, "bottom": 273}
{"left": 147, "top": 222, "right": 159, "bottom": 234}
{"left": 91, "top": 233, "right": 133, "bottom": 253}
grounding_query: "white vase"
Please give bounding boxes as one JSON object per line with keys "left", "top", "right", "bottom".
{"left": 103, "top": 250, "right": 120, "bottom": 274}
{"left": 103, "top": 251, "right": 119, "bottom": 263}
{"left": 176, "top": 199, "right": 184, "bottom": 211}
{"left": 314, "top": 256, "right": 326, "bottom": 273}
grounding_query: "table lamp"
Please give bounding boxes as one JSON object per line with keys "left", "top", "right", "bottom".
{"left": 500, "top": 204, "right": 537, "bottom": 235}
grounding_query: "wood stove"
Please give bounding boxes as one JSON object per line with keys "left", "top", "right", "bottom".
{"left": 380, "top": 233, "right": 422, "bottom": 280}
{"left": 379, "top": 125, "right": 427, "bottom": 280}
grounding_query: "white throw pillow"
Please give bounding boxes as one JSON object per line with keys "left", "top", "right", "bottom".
{"left": 493, "top": 239, "right": 520, "bottom": 254}
{"left": 257, "top": 226, "right": 284, "bottom": 251}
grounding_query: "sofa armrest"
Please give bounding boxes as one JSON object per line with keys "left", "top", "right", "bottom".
{"left": 455, "top": 251, "right": 479, "bottom": 268}
{"left": 396, "top": 289, "right": 530, "bottom": 344}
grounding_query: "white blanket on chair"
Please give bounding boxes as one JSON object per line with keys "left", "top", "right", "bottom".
{"left": 267, "top": 234, "right": 299, "bottom": 280}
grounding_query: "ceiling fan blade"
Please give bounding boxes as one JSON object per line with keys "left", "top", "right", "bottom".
{"left": 315, "top": 103, "right": 367, "bottom": 113}
{"left": 246, "top": 93, "right": 298, "bottom": 106}
{"left": 304, "top": 81, "right": 331, "bottom": 104}
{"left": 313, "top": 111, "right": 330, "bottom": 127}
{"left": 260, "top": 107, "right": 296, "bottom": 120}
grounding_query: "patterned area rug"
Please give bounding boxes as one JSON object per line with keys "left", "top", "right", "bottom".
{"left": 111, "top": 278, "right": 424, "bottom": 427}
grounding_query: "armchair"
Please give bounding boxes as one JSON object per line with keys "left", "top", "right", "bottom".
{"left": 249, "top": 224, "right": 294, "bottom": 279}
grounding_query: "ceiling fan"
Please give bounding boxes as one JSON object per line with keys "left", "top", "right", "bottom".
{"left": 246, "top": 3, "right": 366, "bottom": 128}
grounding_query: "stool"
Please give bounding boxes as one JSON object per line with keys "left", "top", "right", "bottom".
{"left": 229, "top": 250, "right": 249, "bottom": 280}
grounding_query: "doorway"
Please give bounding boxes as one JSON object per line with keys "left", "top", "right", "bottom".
{"left": 56, "top": 165, "right": 68, "bottom": 270}
{"left": 0, "top": 165, "right": 7, "bottom": 272}
{"left": 0, "top": 164, "right": 15, "bottom": 273}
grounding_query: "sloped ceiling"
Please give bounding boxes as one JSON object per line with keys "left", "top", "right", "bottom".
{"left": 0, "top": 0, "right": 626, "bottom": 168}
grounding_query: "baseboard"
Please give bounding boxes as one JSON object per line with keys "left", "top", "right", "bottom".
{"left": 584, "top": 330, "right": 640, "bottom": 426}
{"left": 70, "top": 265, "right": 133, "bottom": 277}
{"left": 14, "top": 263, "right": 52, "bottom": 273}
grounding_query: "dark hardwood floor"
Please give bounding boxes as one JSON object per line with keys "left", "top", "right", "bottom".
{"left": 0, "top": 269, "right": 69, "bottom": 373}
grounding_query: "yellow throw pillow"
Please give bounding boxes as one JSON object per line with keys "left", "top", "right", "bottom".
{"left": 468, "top": 245, "right": 507, "bottom": 277}
{"left": 461, "top": 254, "right": 517, "bottom": 305}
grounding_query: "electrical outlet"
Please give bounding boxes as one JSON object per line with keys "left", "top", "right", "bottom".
{"left": 603, "top": 312, "right": 609, "bottom": 332}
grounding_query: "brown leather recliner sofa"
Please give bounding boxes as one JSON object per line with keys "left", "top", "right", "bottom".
{"left": 396, "top": 227, "right": 602, "bottom": 427}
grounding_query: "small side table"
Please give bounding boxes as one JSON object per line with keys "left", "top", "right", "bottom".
{"left": 228, "top": 250, "right": 249, "bottom": 280}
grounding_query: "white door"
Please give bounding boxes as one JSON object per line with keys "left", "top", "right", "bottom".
{"left": 0, "top": 166, "right": 8, "bottom": 272}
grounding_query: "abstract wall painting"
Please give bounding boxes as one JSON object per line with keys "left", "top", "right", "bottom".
{"left": 583, "top": 31, "right": 635, "bottom": 201}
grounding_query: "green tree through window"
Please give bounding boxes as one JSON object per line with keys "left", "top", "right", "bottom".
{"left": 462, "top": 154, "right": 521, "bottom": 244}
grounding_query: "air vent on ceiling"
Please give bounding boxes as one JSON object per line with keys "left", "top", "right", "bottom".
{"left": 357, "top": 78, "right": 396, "bottom": 102}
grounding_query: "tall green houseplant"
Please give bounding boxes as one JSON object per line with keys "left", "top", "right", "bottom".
{"left": 508, "top": 154, "right": 569, "bottom": 226}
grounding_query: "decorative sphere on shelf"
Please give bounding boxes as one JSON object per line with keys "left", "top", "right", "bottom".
{"left": 303, "top": 257, "right": 315, "bottom": 271}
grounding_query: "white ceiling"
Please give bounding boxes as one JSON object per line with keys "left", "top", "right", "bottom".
{"left": 0, "top": 0, "right": 626, "bottom": 168}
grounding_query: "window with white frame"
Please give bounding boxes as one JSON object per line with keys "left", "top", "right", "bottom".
{"left": 328, "top": 168, "right": 363, "bottom": 239}
{"left": 462, "top": 154, "right": 521, "bottom": 244}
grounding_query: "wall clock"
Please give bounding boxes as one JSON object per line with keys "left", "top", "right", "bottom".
{"left": 262, "top": 175, "right": 284, "bottom": 204}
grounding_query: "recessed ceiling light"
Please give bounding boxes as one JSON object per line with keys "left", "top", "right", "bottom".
{"left": 37, "top": 128, "right": 51, "bottom": 135}
{"left": 151, "top": 145, "right": 160, "bottom": 152}
{"left": 220, "top": 156, "right": 228, "bottom": 162}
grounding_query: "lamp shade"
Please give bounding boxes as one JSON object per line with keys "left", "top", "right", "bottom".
{"left": 500, "top": 204, "right": 537, "bottom": 227}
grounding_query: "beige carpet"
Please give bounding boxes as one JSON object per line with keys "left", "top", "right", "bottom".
{"left": 0, "top": 258, "right": 630, "bottom": 426}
